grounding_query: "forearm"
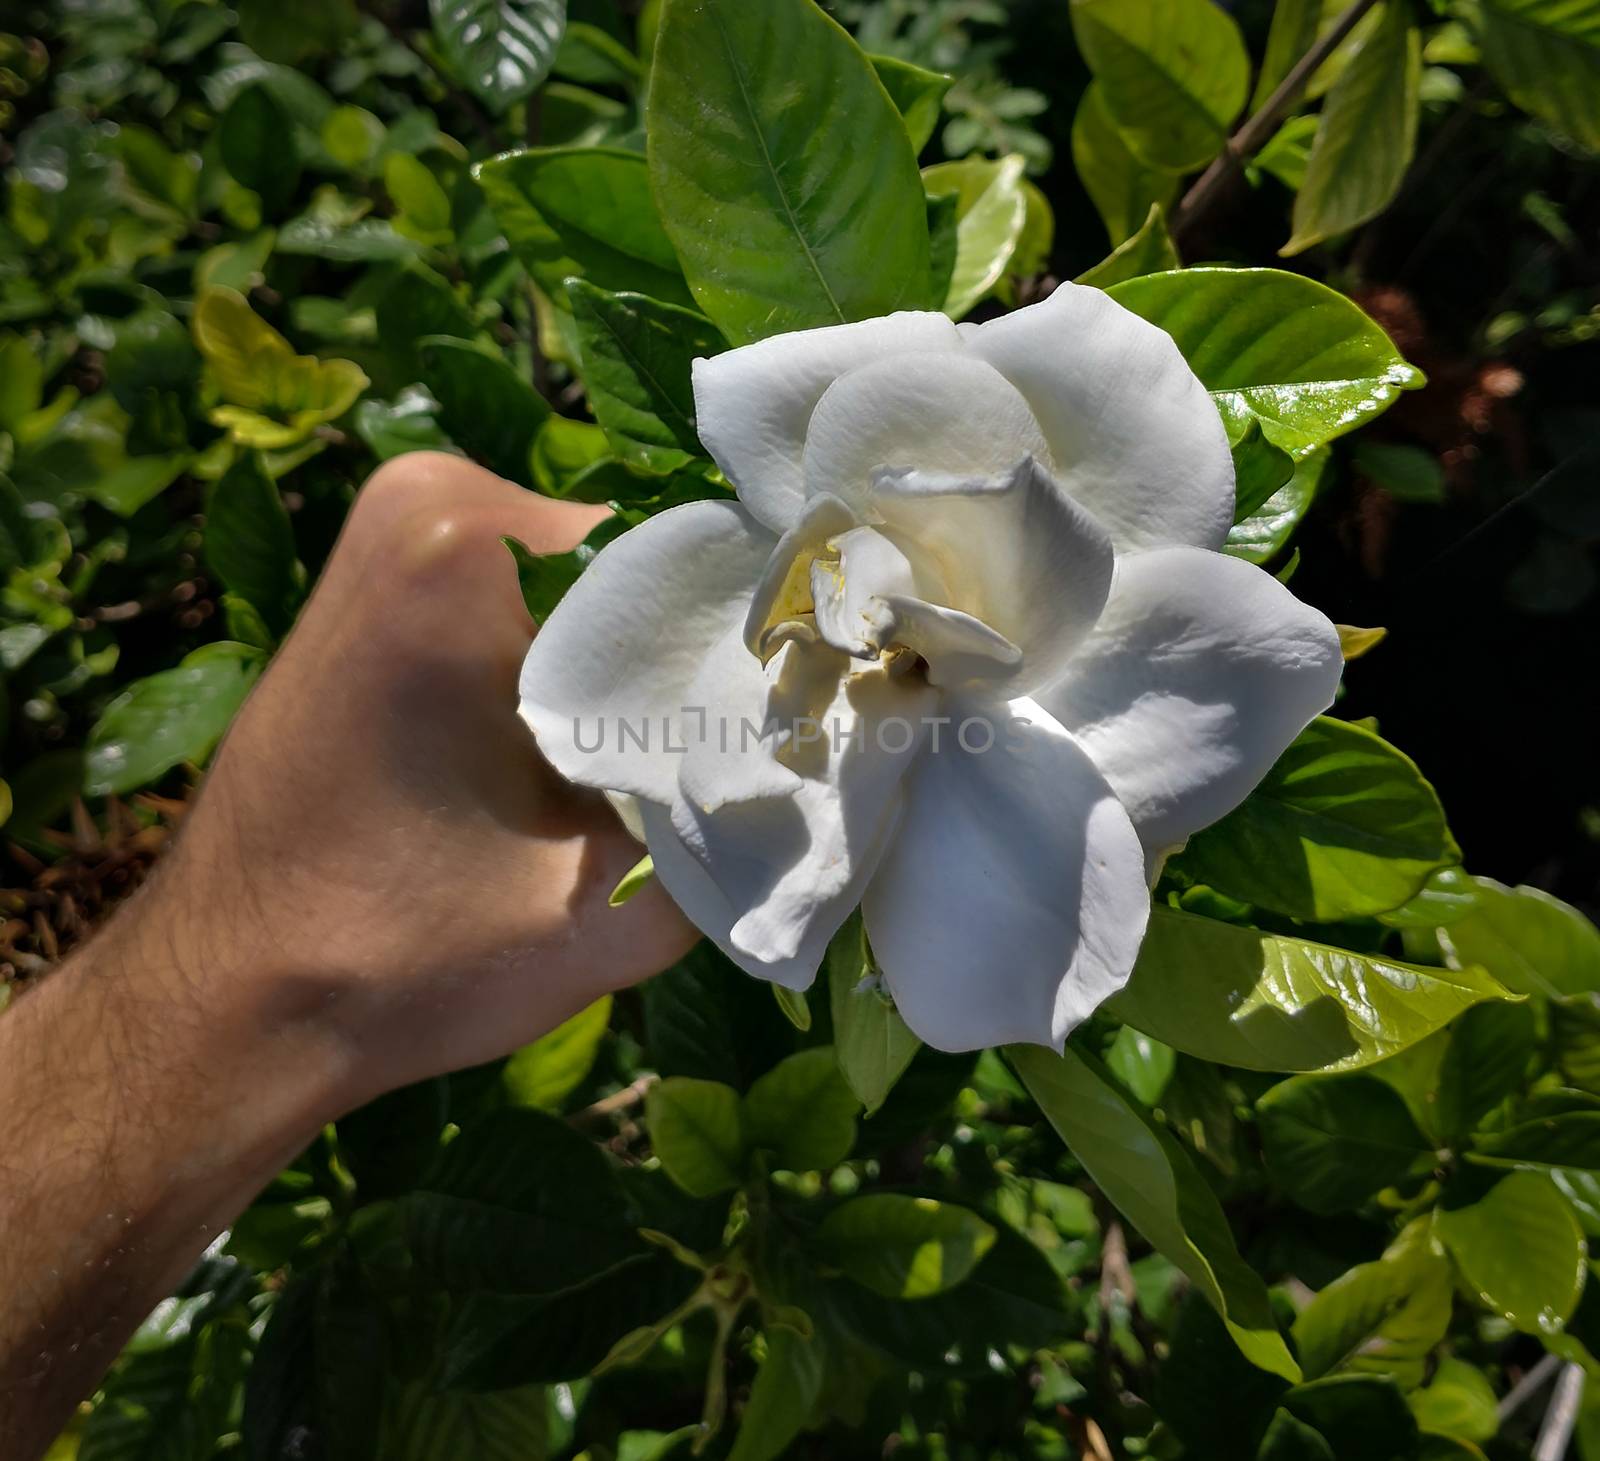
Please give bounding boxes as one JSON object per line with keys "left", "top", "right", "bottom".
{"left": 0, "top": 862, "right": 353, "bottom": 1459}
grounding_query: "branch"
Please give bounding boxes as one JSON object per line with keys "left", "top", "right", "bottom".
{"left": 1534, "top": 1362, "right": 1585, "bottom": 1461}
{"left": 1172, "top": 0, "right": 1383, "bottom": 241}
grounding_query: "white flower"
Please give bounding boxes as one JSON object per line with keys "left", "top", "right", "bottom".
{"left": 519, "top": 284, "right": 1342, "bottom": 1052}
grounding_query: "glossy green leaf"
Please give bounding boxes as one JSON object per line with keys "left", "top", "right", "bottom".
{"left": 818, "top": 1194, "right": 996, "bottom": 1300}
{"left": 84, "top": 643, "right": 266, "bottom": 797}
{"left": 1110, "top": 906, "right": 1515, "bottom": 1073}
{"left": 921, "top": 154, "right": 1028, "bottom": 318}
{"left": 567, "top": 282, "right": 725, "bottom": 471}
{"left": 1178, "top": 717, "right": 1457, "bottom": 921}
{"left": 1012, "top": 1042, "right": 1299, "bottom": 1380}
{"left": 726, "top": 1325, "right": 823, "bottom": 1461}
{"left": 475, "top": 146, "right": 694, "bottom": 310}
{"left": 1480, "top": 0, "right": 1600, "bottom": 153}
{"left": 1292, "top": 1243, "right": 1453, "bottom": 1388}
{"left": 429, "top": 0, "right": 565, "bottom": 112}
{"left": 1071, "top": 81, "right": 1181, "bottom": 248}
{"left": 1069, "top": 0, "right": 1250, "bottom": 172}
{"left": 1286, "top": 4, "right": 1420, "bottom": 255}
{"left": 646, "top": 0, "right": 932, "bottom": 343}
{"left": 417, "top": 336, "right": 549, "bottom": 485}
{"left": 826, "top": 915, "right": 920, "bottom": 1116}
{"left": 743, "top": 1047, "right": 859, "bottom": 1171}
{"left": 1436, "top": 1172, "right": 1587, "bottom": 1333}
{"left": 1229, "top": 419, "right": 1297, "bottom": 522}
{"left": 1226, "top": 444, "right": 1328, "bottom": 565}
{"left": 502, "top": 996, "right": 613, "bottom": 1111}
{"left": 1437, "top": 877, "right": 1600, "bottom": 998}
{"left": 1105, "top": 1026, "right": 1175, "bottom": 1106}
{"left": 1107, "top": 268, "right": 1424, "bottom": 457}
{"left": 871, "top": 54, "right": 953, "bottom": 154}
{"left": 1074, "top": 201, "right": 1179, "bottom": 289}
{"left": 1258, "top": 1074, "right": 1431, "bottom": 1214}
{"left": 646, "top": 1076, "right": 746, "bottom": 1196}
{"left": 1408, "top": 1357, "right": 1499, "bottom": 1443}
{"left": 206, "top": 453, "right": 302, "bottom": 632}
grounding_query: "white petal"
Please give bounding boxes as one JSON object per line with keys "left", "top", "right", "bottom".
{"left": 802, "top": 352, "right": 1050, "bottom": 512}
{"left": 653, "top": 665, "right": 935, "bottom": 984}
{"left": 868, "top": 596, "right": 1021, "bottom": 686}
{"left": 962, "top": 282, "right": 1233, "bottom": 553}
{"left": 870, "top": 457, "right": 1115, "bottom": 690}
{"left": 744, "top": 492, "right": 860, "bottom": 656}
{"left": 810, "top": 526, "right": 919, "bottom": 658}
{"left": 518, "top": 500, "right": 774, "bottom": 804}
{"left": 863, "top": 696, "right": 1149, "bottom": 1052}
{"left": 693, "top": 312, "right": 963, "bottom": 534}
{"left": 1038, "top": 546, "right": 1343, "bottom": 860}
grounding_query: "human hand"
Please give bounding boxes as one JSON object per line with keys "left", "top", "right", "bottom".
{"left": 156, "top": 451, "right": 697, "bottom": 1111}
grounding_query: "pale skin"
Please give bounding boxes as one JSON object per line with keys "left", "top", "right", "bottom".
{"left": 0, "top": 453, "right": 697, "bottom": 1460}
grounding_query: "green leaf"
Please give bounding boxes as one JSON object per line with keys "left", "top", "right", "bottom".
{"left": 1409, "top": 1357, "right": 1500, "bottom": 1443}
{"left": 1110, "top": 905, "right": 1515, "bottom": 1073}
{"left": 384, "top": 153, "right": 454, "bottom": 246}
{"left": 726, "top": 1327, "right": 824, "bottom": 1461}
{"left": 1258, "top": 1409, "right": 1336, "bottom": 1461}
{"left": 1435, "top": 1172, "right": 1587, "bottom": 1333}
{"left": 237, "top": 0, "right": 356, "bottom": 65}
{"left": 374, "top": 263, "right": 476, "bottom": 370}
{"left": 870, "top": 54, "right": 953, "bottom": 154}
{"left": 1226, "top": 444, "right": 1327, "bottom": 565}
{"left": 1071, "top": 82, "right": 1181, "bottom": 248}
{"left": 1105, "top": 1025, "right": 1175, "bottom": 1106}
{"left": 404, "top": 1108, "right": 638, "bottom": 1293}
{"left": 646, "top": 0, "right": 932, "bottom": 343}
{"left": 567, "top": 281, "right": 726, "bottom": 471}
{"left": 1012, "top": 1042, "right": 1299, "bottom": 1380}
{"left": 826, "top": 915, "right": 920, "bottom": 1117}
{"left": 430, "top": 0, "right": 565, "bottom": 112}
{"left": 1229, "top": 419, "right": 1297, "bottom": 522}
{"left": 1281, "top": 1374, "right": 1421, "bottom": 1461}
{"left": 921, "top": 154, "right": 1028, "bottom": 318}
{"left": 1554, "top": 995, "right": 1600, "bottom": 1094}
{"left": 1069, "top": 0, "right": 1250, "bottom": 172}
{"left": 1480, "top": 0, "right": 1600, "bottom": 153}
{"left": 476, "top": 146, "right": 694, "bottom": 311}
{"left": 339, "top": 1080, "right": 449, "bottom": 1202}
{"left": 1292, "top": 1242, "right": 1453, "bottom": 1388}
{"left": 503, "top": 516, "right": 629, "bottom": 624}
{"left": 1258, "top": 1074, "right": 1432, "bottom": 1215}
{"left": 743, "top": 1047, "right": 858, "bottom": 1171}
{"left": 323, "top": 104, "right": 386, "bottom": 169}
{"left": 84, "top": 643, "right": 266, "bottom": 798}
{"left": 1470, "top": 1111, "right": 1600, "bottom": 1175}
{"left": 86, "top": 454, "right": 192, "bottom": 518}
{"left": 1074, "top": 201, "right": 1179, "bottom": 289}
{"left": 1433, "top": 998, "right": 1540, "bottom": 1141}
{"left": 1106, "top": 268, "right": 1424, "bottom": 457}
{"left": 553, "top": 22, "right": 641, "bottom": 89}
{"left": 1252, "top": 0, "right": 1322, "bottom": 111}
{"left": 206, "top": 453, "right": 302, "bottom": 632}
{"left": 1177, "top": 717, "right": 1457, "bottom": 922}
{"left": 384, "top": 1381, "right": 550, "bottom": 1461}
{"left": 219, "top": 83, "right": 301, "bottom": 213}
{"left": 609, "top": 854, "right": 655, "bottom": 907}
{"left": 646, "top": 1077, "right": 746, "bottom": 1196}
{"left": 771, "top": 983, "right": 810, "bottom": 1031}
{"left": 1285, "top": 4, "right": 1420, "bottom": 256}
{"left": 817, "top": 1194, "right": 995, "bottom": 1301}
{"left": 1351, "top": 439, "right": 1446, "bottom": 504}
{"left": 502, "top": 996, "right": 613, "bottom": 1111}
{"left": 418, "top": 336, "right": 549, "bottom": 485}
{"left": 1253, "top": 114, "right": 1320, "bottom": 192}
{"left": 353, "top": 388, "right": 452, "bottom": 460}
{"left": 641, "top": 943, "right": 798, "bottom": 1090}
{"left": 1436, "top": 877, "right": 1600, "bottom": 998}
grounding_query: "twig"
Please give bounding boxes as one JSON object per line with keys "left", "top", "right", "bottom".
{"left": 1534, "top": 1362, "right": 1585, "bottom": 1461}
{"left": 1500, "top": 1353, "right": 1562, "bottom": 1422}
{"left": 569, "top": 1073, "right": 658, "bottom": 1124}
{"left": 1172, "top": 0, "right": 1383, "bottom": 241}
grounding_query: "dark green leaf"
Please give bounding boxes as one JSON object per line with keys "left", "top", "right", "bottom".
{"left": 1258, "top": 1074, "right": 1432, "bottom": 1215}
{"left": 418, "top": 336, "right": 550, "bottom": 484}
{"left": 503, "top": 515, "right": 629, "bottom": 624}
{"left": 219, "top": 84, "right": 301, "bottom": 214}
{"left": 870, "top": 54, "right": 953, "bottom": 154}
{"left": 1071, "top": 82, "right": 1180, "bottom": 249}
{"left": 567, "top": 281, "right": 725, "bottom": 471}
{"left": 206, "top": 453, "right": 302, "bottom": 632}
{"left": 743, "top": 1047, "right": 858, "bottom": 1171}
{"left": 1480, "top": 0, "right": 1600, "bottom": 153}
{"left": 1074, "top": 201, "right": 1179, "bottom": 289}
{"left": 726, "top": 1326, "right": 825, "bottom": 1461}
{"left": 430, "top": 0, "right": 566, "bottom": 112}
{"left": 646, "top": 1076, "right": 746, "bottom": 1196}
{"left": 646, "top": 0, "right": 932, "bottom": 343}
